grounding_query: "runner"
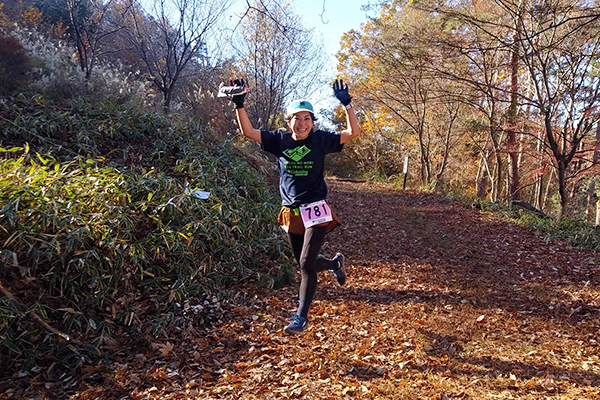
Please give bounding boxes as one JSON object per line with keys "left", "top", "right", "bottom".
{"left": 223, "top": 78, "right": 360, "bottom": 334}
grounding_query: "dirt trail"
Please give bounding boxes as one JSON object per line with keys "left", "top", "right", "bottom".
{"left": 71, "top": 181, "right": 600, "bottom": 400}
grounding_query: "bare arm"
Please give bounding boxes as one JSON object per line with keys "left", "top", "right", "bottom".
{"left": 235, "top": 107, "right": 262, "bottom": 144}
{"left": 340, "top": 105, "right": 360, "bottom": 144}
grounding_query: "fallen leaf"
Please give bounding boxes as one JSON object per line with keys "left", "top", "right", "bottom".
{"left": 159, "top": 342, "right": 174, "bottom": 357}
{"left": 294, "top": 365, "right": 307, "bottom": 373}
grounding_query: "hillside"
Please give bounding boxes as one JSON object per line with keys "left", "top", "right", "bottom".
{"left": 0, "top": 94, "right": 294, "bottom": 394}
{"left": 5, "top": 180, "right": 600, "bottom": 399}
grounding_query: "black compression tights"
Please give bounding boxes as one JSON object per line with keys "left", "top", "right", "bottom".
{"left": 287, "top": 226, "right": 335, "bottom": 319}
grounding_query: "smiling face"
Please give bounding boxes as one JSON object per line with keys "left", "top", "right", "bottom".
{"left": 288, "top": 111, "right": 314, "bottom": 140}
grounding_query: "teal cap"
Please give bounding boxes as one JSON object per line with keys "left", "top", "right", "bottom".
{"left": 286, "top": 99, "right": 314, "bottom": 116}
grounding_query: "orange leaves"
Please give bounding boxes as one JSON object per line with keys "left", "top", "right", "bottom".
{"left": 0, "top": 4, "right": 6, "bottom": 25}
{"left": 26, "top": 182, "right": 600, "bottom": 400}
{"left": 294, "top": 365, "right": 308, "bottom": 373}
{"left": 201, "top": 372, "right": 212, "bottom": 381}
{"left": 233, "top": 361, "right": 258, "bottom": 370}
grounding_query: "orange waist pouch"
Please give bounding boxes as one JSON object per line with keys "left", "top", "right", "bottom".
{"left": 278, "top": 204, "right": 341, "bottom": 235}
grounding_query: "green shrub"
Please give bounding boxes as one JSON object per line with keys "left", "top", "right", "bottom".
{"left": 0, "top": 94, "right": 170, "bottom": 158}
{"left": 0, "top": 25, "right": 294, "bottom": 378}
{"left": 517, "top": 213, "right": 600, "bottom": 249}
{"left": 0, "top": 92, "right": 293, "bottom": 375}
{"left": 473, "top": 200, "right": 600, "bottom": 250}
{"left": 0, "top": 143, "right": 292, "bottom": 373}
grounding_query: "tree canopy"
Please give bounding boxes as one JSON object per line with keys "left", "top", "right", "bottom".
{"left": 338, "top": 0, "right": 600, "bottom": 218}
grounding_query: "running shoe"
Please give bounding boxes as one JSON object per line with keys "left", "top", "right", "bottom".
{"left": 217, "top": 81, "right": 250, "bottom": 98}
{"left": 283, "top": 314, "right": 308, "bottom": 334}
{"left": 331, "top": 253, "right": 346, "bottom": 286}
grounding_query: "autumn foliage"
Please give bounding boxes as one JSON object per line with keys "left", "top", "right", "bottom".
{"left": 1, "top": 1, "right": 600, "bottom": 399}
{"left": 336, "top": 0, "right": 600, "bottom": 220}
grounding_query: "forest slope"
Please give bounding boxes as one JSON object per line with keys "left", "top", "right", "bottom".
{"left": 17, "top": 180, "right": 600, "bottom": 400}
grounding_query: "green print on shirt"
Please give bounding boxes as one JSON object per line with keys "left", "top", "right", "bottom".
{"left": 283, "top": 160, "right": 314, "bottom": 176}
{"left": 282, "top": 146, "right": 314, "bottom": 177}
{"left": 283, "top": 146, "right": 311, "bottom": 162}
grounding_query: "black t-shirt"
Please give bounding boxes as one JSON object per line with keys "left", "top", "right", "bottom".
{"left": 261, "top": 129, "right": 344, "bottom": 206}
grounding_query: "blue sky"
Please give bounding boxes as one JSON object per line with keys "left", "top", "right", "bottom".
{"left": 228, "top": 0, "right": 377, "bottom": 66}
{"left": 224, "top": 0, "right": 378, "bottom": 116}
{"left": 291, "top": 0, "right": 376, "bottom": 59}
{"left": 294, "top": 0, "right": 378, "bottom": 116}
{"left": 140, "top": 0, "right": 375, "bottom": 60}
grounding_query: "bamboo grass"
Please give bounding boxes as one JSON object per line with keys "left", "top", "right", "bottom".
{"left": 0, "top": 96, "right": 293, "bottom": 374}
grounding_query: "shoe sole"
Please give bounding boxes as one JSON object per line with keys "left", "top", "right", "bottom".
{"left": 283, "top": 328, "right": 307, "bottom": 335}
{"left": 284, "top": 325, "right": 308, "bottom": 334}
{"left": 333, "top": 253, "right": 346, "bottom": 286}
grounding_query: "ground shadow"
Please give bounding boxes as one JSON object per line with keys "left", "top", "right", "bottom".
{"left": 326, "top": 182, "right": 600, "bottom": 324}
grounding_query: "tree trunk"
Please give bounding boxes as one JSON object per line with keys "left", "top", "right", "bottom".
{"left": 418, "top": 127, "right": 430, "bottom": 186}
{"left": 434, "top": 109, "right": 456, "bottom": 190}
{"left": 507, "top": 31, "right": 520, "bottom": 200}
{"left": 534, "top": 127, "right": 545, "bottom": 209}
{"left": 163, "top": 88, "right": 172, "bottom": 114}
{"left": 585, "top": 123, "right": 600, "bottom": 224}
{"left": 586, "top": 180, "right": 596, "bottom": 223}
{"left": 557, "top": 159, "right": 568, "bottom": 219}
{"left": 535, "top": 174, "right": 544, "bottom": 209}
{"left": 476, "top": 154, "right": 489, "bottom": 200}
{"left": 494, "top": 145, "right": 502, "bottom": 202}
{"left": 488, "top": 126, "right": 502, "bottom": 202}
{"left": 543, "top": 167, "right": 555, "bottom": 211}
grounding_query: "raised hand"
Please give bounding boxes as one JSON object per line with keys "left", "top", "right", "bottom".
{"left": 217, "top": 78, "right": 249, "bottom": 109}
{"left": 332, "top": 79, "right": 352, "bottom": 106}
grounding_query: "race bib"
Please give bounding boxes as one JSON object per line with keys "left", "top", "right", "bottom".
{"left": 300, "top": 200, "right": 333, "bottom": 228}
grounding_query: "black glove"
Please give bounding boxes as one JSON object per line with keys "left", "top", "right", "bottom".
{"left": 230, "top": 78, "right": 247, "bottom": 109}
{"left": 332, "top": 79, "right": 352, "bottom": 106}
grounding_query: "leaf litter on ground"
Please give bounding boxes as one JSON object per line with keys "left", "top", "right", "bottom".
{"left": 6, "top": 180, "right": 600, "bottom": 399}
